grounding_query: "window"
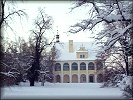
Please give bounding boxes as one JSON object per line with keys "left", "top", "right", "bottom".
{"left": 72, "top": 63, "right": 78, "bottom": 70}
{"left": 96, "top": 62, "right": 103, "bottom": 70}
{"left": 88, "top": 62, "right": 94, "bottom": 70}
{"left": 83, "top": 77, "right": 86, "bottom": 82}
{"left": 55, "top": 63, "right": 61, "bottom": 71}
{"left": 80, "top": 54, "right": 85, "bottom": 58}
{"left": 63, "top": 63, "right": 69, "bottom": 71}
{"left": 80, "top": 62, "right": 86, "bottom": 70}
{"left": 89, "top": 75, "right": 94, "bottom": 83}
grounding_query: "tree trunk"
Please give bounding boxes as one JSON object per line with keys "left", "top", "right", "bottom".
{"left": 30, "top": 76, "right": 35, "bottom": 86}
{"left": 125, "top": 58, "right": 129, "bottom": 76}
{"left": 41, "top": 75, "right": 45, "bottom": 86}
{"left": 41, "top": 79, "right": 44, "bottom": 86}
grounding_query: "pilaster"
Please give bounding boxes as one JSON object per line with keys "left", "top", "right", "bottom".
{"left": 78, "top": 61, "right": 80, "bottom": 83}
{"left": 61, "top": 62, "right": 63, "bottom": 83}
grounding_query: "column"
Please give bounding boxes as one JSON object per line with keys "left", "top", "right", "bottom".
{"left": 78, "top": 61, "right": 80, "bottom": 83}
{"left": 94, "top": 62, "right": 97, "bottom": 83}
{"left": 61, "top": 62, "right": 63, "bottom": 83}
{"left": 69, "top": 62, "right": 72, "bottom": 83}
{"left": 86, "top": 61, "right": 88, "bottom": 83}
{"left": 53, "top": 64, "right": 56, "bottom": 83}
{"left": 95, "top": 74, "right": 97, "bottom": 83}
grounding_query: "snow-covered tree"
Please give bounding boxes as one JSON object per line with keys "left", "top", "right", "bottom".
{"left": 0, "top": 40, "right": 24, "bottom": 86}
{"left": 39, "top": 54, "right": 54, "bottom": 86}
{"left": 69, "top": 0, "right": 133, "bottom": 98}
{"left": 0, "top": 37, "right": 36, "bottom": 87}
{"left": 69, "top": 0, "right": 132, "bottom": 74}
{"left": 38, "top": 45, "right": 60, "bottom": 86}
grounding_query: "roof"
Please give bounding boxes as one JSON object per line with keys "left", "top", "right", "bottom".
{"left": 54, "top": 41, "right": 99, "bottom": 61}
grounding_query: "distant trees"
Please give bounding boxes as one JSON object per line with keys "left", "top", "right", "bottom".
{"left": 0, "top": 38, "right": 32, "bottom": 86}
{"left": 0, "top": 0, "right": 27, "bottom": 87}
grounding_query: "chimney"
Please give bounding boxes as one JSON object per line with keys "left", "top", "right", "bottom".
{"left": 69, "top": 40, "right": 73, "bottom": 53}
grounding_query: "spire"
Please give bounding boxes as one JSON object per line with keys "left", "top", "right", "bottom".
{"left": 57, "top": 26, "right": 59, "bottom": 35}
{"left": 81, "top": 43, "right": 83, "bottom": 47}
{"left": 56, "top": 26, "right": 59, "bottom": 42}
{"left": 81, "top": 43, "right": 84, "bottom": 47}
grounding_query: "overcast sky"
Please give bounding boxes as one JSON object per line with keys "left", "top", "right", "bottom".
{"left": 4, "top": 1, "right": 101, "bottom": 43}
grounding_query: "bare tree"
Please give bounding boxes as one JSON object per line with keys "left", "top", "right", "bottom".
{"left": 27, "top": 8, "right": 55, "bottom": 86}
{"left": 0, "top": 0, "right": 27, "bottom": 30}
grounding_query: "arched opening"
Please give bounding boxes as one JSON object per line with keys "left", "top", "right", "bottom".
{"left": 96, "top": 62, "right": 103, "bottom": 70}
{"left": 97, "top": 74, "right": 103, "bottom": 83}
{"left": 72, "top": 74, "right": 78, "bottom": 83}
{"left": 89, "top": 74, "right": 94, "bottom": 83}
{"left": 56, "top": 75, "right": 60, "bottom": 83}
{"left": 63, "top": 74, "right": 69, "bottom": 83}
{"left": 55, "top": 63, "right": 61, "bottom": 71}
{"left": 63, "top": 63, "right": 69, "bottom": 71}
{"left": 72, "top": 62, "right": 78, "bottom": 70}
{"left": 80, "top": 62, "right": 86, "bottom": 70}
{"left": 88, "top": 62, "right": 94, "bottom": 70}
{"left": 80, "top": 74, "right": 86, "bottom": 83}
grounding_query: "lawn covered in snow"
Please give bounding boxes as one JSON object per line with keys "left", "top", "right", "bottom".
{"left": 1, "top": 82, "right": 123, "bottom": 99}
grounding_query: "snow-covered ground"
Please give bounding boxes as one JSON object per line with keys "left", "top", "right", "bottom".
{"left": 1, "top": 82, "right": 123, "bottom": 99}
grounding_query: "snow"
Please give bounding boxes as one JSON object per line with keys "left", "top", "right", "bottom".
{"left": 119, "top": 75, "right": 132, "bottom": 90}
{"left": 54, "top": 42, "right": 99, "bottom": 61}
{"left": 104, "top": 23, "right": 133, "bottom": 51}
{"left": 0, "top": 72, "right": 18, "bottom": 79}
{"left": 1, "top": 82, "right": 123, "bottom": 99}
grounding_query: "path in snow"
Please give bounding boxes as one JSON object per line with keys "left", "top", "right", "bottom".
{"left": 1, "top": 82, "right": 123, "bottom": 99}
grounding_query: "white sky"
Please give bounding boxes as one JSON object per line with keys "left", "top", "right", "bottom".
{"left": 4, "top": 1, "right": 102, "bottom": 43}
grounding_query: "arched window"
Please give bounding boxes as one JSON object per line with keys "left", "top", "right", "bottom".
{"left": 80, "top": 74, "right": 86, "bottom": 83}
{"left": 80, "top": 62, "right": 86, "bottom": 70}
{"left": 63, "top": 63, "right": 69, "bottom": 71}
{"left": 72, "top": 62, "right": 78, "bottom": 70}
{"left": 72, "top": 74, "right": 78, "bottom": 83}
{"left": 89, "top": 74, "right": 94, "bottom": 83}
{"left": 63, "top": 74, "right": 70, "bottom": 83}
{"left": 97, "top": 74, "right": 103, "bottom": 82}
{"left": 97, "top": 62, "right": 103, "bottom": 70}
{"left": 88, "top": 62, "right": 94, "bottom": 70}
{"left": 56, "top": 75, "right": 61, "bottom": 83}
{"left": 55, "top": 63, "right": 61, "bottom": 71}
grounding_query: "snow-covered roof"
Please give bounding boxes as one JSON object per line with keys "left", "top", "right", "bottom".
{"left": 54, "top": 41, "right": 99, "bottom": 61}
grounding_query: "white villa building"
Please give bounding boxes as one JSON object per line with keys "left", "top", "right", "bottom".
{"left": 53, "top": 39, "right": 104, "bottom": 83}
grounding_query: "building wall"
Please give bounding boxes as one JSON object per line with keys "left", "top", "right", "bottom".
{"left": 54, "top": 60, "right": 103, "bottom": 83}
